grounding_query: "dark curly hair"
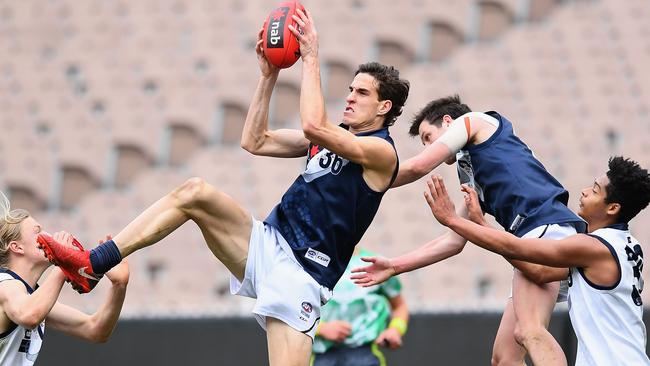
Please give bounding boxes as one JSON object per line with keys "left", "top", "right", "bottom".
{"left": 408, "top": 95, "right": 472, "bottom": 137}
{"left": 605, "top": 156, "right": 650, "bottom": 223}
{"left": 355, "top": 62, "right": 410, "bottom": 127}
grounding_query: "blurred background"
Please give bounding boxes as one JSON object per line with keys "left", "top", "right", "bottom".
{"left": 0, "top": 0, "right": 648, "bottom": 364}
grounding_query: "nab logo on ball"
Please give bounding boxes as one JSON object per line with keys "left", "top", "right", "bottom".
{"left": 262, "top": 1, "right": 305, "bottom": 69}
{"left": 267, "top": 7, "right": 289, "bottom": 49}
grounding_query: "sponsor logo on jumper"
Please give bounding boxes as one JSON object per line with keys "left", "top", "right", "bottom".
{"left": 305, "top": 248, "right": 331, "bottom": 267}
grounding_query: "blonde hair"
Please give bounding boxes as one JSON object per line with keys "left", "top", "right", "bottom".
{"left": 0, "top": 191, "right": 30, "bottom": 267}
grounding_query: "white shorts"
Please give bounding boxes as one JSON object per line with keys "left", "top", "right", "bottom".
{"left": 510, "top": 223, "right": 577, "bottom": 302}
{"left": 230, "top": 218, "right": 332, "bottom": 339}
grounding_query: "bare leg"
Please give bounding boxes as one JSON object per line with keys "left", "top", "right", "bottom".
{"left": 267, "top": 317, "right": 312, "bottom": 366}
{"left": 512, "top": 270, "right": 565, "bottom": 366}
{"left": 492, "top": 299, "right": 526, "bottom": 366}
{"left": 112, "top": 177, "right": 252, "bottom": 280}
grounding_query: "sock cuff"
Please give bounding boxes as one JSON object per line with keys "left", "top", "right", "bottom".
{"left": 90, "top": 240, "right": 122, "bottom": 274}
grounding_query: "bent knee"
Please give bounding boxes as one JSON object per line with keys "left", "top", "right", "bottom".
{"left": 491, "top": 356, "right": 515, "bottom": 366}
{"left": 173, "top": 177, "right": 209, "bottom": 207}
{"left": 491, "top": 356, "right": 525, "bottom": 366}
{"left": 513, "top": 323, "right": 548, "bottom": 347}
{"left": 492, "top": 344, "right": 526, "bottom": 366}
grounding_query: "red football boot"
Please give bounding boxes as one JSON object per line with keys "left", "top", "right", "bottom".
{"left": 37, "top": 232, "right": 102, "bottom": 293}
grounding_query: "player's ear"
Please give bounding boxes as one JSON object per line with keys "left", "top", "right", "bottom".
{"left": 442, "top": 114, "right": 454, "bottom": 127}
{"left": 377, "top": 99, "right": 392, "bottom": 116}
{"left": 8, "top": 240, "right": 24, "bottom": 255}
{"left": 606, "top": 202, "right": 621, "bottom": 218}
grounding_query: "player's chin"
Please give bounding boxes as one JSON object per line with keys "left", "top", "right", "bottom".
{"left": 39, "top": 255, "right": 52, "bottom": 266}
{"left": 340, "top": 117, "right": 353, "bottom": 126}
{"left": 576, "top": 206, "right": 586, "bottom": 220}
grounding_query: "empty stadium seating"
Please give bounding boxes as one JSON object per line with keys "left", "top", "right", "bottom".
{"left": 1, "top": 0, "right": 649, "bottom": 316}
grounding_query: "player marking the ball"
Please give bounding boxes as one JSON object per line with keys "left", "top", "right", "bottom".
{"left": 36, "top": 4, "right": 409, "bottom": 366}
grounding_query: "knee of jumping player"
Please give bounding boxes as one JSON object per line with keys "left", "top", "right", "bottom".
{"left": 513, "top": 321, "right": 547, "bottom": 349}
{"left": 490, "top": 355, "right": 504, "bottom": 366}
{"left": 172, "top": 177, "right": 209, "bottom": 208}
{"left": 491, "top": 342, "right": 525, "bottom": 366}
{"left": 490, "top": 354, "right": 514, "bottom": 366}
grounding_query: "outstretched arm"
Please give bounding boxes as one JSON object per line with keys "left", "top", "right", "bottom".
{"left": 47, "top": 245, "right": 129, "bottom": 344}
{"left": 241, "top": 27, "right": 309, "bottom": 158}
{"left": 392, "top": 229, "right": 467, "bottom": 275}
{"left": 392, "top": 142, "right": 455, "bottom": 187}
{"left": 392, "top": 116, "right": 476, "bottom": 187}
{"left": 425, "top": 175, "right": 608, "bottom": 269}
{"left": 351, "top": 205, "right": 468, "bottom": 287}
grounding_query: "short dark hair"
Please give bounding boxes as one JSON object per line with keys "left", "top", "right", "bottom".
{"left": 355, "top": 62, "right": 410, "bottom": 127}
{"left": 605, "top": 156, "right": 650, "bottom": 223}
{"left": 408, "top": 95, "right": 472, "bottom": 137}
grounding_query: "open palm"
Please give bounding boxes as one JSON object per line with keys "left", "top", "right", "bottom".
{"left": 350, "top": 257, "right": 396, "bottom": 287}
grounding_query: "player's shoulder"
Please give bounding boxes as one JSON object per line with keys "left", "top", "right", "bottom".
{"left": 0, "top": 271, "right": 30, "bottom": 294}
{"left": 0, "top": 277, "right": 25, "bottom": 290}
{"left": 360, "top": 135, "right": 395, "bottom": 151}
{"left": 356, "top": 126, "right": 392, "bottom": 141}
{"left": 561, "top": 233, "right": 616, "bottom": 257}
{"left": 357, "top": 135, "right": 397, "bottom": 163}
{"left": 459, "top": 111, "right": 500, "bottom": 126}
{"left": 0, "top": 278, "right": 28, "bottom": 305}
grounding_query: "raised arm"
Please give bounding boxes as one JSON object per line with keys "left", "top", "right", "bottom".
{"left": 461, "top": 183, "right": 569, "bottom": 283}
{"left": 0, "top": 231, "right": 79, "bottom": 329}
{"left": 425, "top": 175, "right": 609, "bottom": 269}
{"left": 288, "top": 9, "right": 397, "bottom": 183}
{"left": 46, "top": 259, "right": 129, "bottom": 343}
{"left": 388, "top": 184, "right": 493, "bottom": 273}
{"left": 240, "top": 27, "right": 309, "bottom": 158}
{"left": 0, "top": 268, "right": 65, "bottom": 329}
